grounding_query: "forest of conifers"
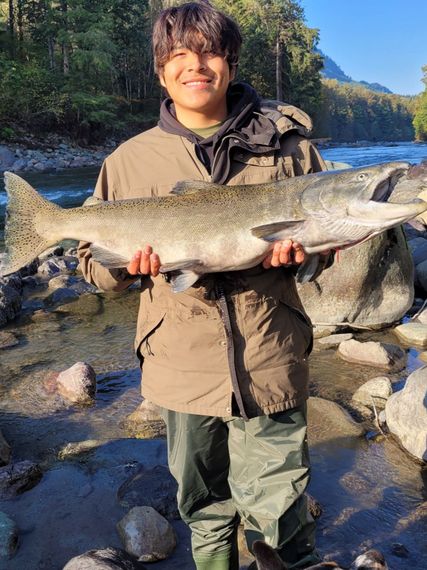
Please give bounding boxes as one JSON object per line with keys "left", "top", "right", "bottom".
{"left": 1, "top": 0, "right": 426, "bottom": 144}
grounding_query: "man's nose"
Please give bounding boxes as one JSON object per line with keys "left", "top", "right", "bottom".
{"left": 186, "top": 52, "right": 207, "bottom": 72}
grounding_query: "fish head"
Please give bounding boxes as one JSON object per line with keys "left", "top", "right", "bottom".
{"left": 303, "top": 161, "right": 427, "bottom": 228}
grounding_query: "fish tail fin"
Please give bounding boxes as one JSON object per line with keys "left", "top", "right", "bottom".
{"left": 1, "top": 172, "right": 62, "bottom": 276}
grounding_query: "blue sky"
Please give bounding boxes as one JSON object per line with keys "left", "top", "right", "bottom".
{"left": 301, "top": 0, "right": 426, "bottom": 96}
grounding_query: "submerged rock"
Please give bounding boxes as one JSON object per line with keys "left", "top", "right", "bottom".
{"left": 338, "top": 339, "right": 407, "bottom": 371}
{"left": 56, "top": 362, "right": 97, "bottom": 404}
{"left": 63, "top": 547, "right": 147, "bottom": 569}
{"left": 0, "top": 331, "right": 19, "bottom": 349}
{"left": 117, "top": 506, "right": 176, "bottom": 562}
{"left": 307, "top": 397, "right": 365, "bottom": 442}
{"left": 0, "top": 431, "right": 11, "bottom": 467}
{"left": 58, "top": 439, "right": 107, "bottom": 461}
{"left": 0, "top": 511, "right": 18, "bottom": 559}
{"left": 385, "top": 367, "right": 427, "bottom": 461}
{"left": 352, "top": 377, "right": 393, "bottom": 409}
{"left": 117, "top": 464, "right": 179, "bottom": 520}
{"left": 317, "top": 332, "right": 354, "bottom": 348}
{"left": 122, "top": 400, "right": 166, "bottom": 439}
{"left": 0, "top": 279, "right": 22, "bottom": 327}
{"left": 0, "top": 460, "right": 42, "bottom": 498}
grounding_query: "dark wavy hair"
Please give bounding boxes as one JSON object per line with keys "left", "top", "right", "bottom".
{"left": 153, "top": 1, "right": 242, "bottom": 74}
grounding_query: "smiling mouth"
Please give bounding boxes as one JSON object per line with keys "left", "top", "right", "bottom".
{"left": 183, "top": 79, "right": 212, "bottom": 87}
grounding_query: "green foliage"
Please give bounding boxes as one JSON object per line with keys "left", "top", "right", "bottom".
{"left": 413, "top": 65, "right": 427, "bottom": 141}
{"left": 314, "top": 80, "right": 416, "bottom": 142}
{"left": 0, "top": 0, "right": 419, "bottom": 143}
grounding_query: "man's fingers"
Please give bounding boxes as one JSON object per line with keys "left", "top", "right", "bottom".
{"left": 278, "top": 240, "right": 293, "bottom": 265}
{"left": 139, "top": 245, "right": 152, "bottom": 275}
{"left": 150, "top": 253, "right": 160, "bottom": 277}
{"left": 262, "top": 251, "right": 273, "bottom": 269}
{"left": 127, "top": 250, "right": 142, "bottom": 275}
{"left": 292, "top": 242, "right": 305, "bottom": 264}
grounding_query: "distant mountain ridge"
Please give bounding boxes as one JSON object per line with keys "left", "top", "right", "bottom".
{"left": 317, "top": 50, "right": 393, "bottom": 94}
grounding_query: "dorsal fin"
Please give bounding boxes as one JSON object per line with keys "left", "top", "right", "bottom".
{"left": 170, "top": 180, "right": 216, "bottom": 196}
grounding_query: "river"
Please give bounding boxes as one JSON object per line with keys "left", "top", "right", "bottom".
{"left": 0, "top": 142, "right": 426, "bottom": 569}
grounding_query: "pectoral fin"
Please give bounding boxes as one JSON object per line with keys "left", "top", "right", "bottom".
{"left": 90, "top": 244, "right": 129, "bottom": 268}
{"left": 251, "top": 220, "right": 306, "bottom": 242}
{"left": 159, "top": 259, "right": 203, "bottom": 293}
{"left": 296, "top": 254, "right": 320, "bottom": 284}
{"left": 169, "top": 271, "right": 201, "bottom": 293}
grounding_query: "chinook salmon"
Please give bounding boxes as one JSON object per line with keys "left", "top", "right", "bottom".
{"left": 1, "top": 162, "right": 426, "bottom": 292}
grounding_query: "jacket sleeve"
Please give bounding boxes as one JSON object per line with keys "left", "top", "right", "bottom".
{"left": 77, "top": 159, "right": 138, "bottom": 292}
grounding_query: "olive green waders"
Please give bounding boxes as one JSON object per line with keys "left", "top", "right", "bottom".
{"left": 162, "top": 405, "right": 320, "bottom": 570}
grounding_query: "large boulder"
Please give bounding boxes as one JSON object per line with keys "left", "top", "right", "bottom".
{"left": 63, "top": 548, "right": 147, "bottom": 569}
{"left": 0, "top": 278, "right": 22, "bottom": 327}
{"left": 385, "top": 366, "right": 427, "bottom": 461}
{"left": 298, "top": 228, "right": 414, "bottom": 328}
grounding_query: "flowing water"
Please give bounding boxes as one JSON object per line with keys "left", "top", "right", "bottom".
{"left": 0, "top": 143, "right": 426, "bottom": 569}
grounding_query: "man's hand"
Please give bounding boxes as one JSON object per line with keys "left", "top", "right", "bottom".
{"left": 262, "top": 240, "right": 305, "bottom": 269}
{"left": 127, "top": 245, "right": 161, "bottom": 277}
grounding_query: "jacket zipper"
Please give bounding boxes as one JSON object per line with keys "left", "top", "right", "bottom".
{"left": 216, "top": 283, "right": 249, "bottom": 421}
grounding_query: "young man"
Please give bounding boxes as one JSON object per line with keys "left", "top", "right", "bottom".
{"left": 78, "top": 2, "right": 332, "bottom": 569}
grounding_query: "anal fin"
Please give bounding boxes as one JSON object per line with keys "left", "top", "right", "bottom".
{"left": 90, "top": 244, "right": 129, "bottom": 268}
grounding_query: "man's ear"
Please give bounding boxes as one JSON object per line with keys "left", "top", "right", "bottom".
{"left": 159, "top": 72, "right": 166, "bottom": 88}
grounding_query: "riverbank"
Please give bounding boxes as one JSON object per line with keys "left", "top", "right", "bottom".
{"left": 1, "top": 138, "right": 426, "bottom": 175}
{"left": 0, "top": 138, "right": 115, "bottom": 174}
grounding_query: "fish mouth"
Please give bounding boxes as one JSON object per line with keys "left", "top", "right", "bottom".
{"left": 367, "top": 162, "right": 410, "bottom": 203}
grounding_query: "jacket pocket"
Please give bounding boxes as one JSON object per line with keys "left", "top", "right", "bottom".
{"left": 279, "top": 300, "right": 313, "bottom": 357}
{"left": 135, "top": 312, "right": 165, "bottom": 366}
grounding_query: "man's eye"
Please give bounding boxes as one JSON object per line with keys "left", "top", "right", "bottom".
{"left": 172, "top": 52, "right": 186, "bottom": 58}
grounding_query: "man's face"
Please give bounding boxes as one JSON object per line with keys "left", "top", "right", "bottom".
{"left": 159, "top": 46, "right": 235, "bottom": 125}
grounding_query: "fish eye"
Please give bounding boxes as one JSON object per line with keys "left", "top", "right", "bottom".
{"left": 357, "top": 173, "right": 368, "bottom": 181}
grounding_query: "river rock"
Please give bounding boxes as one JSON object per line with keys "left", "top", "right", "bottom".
{"left": 338, "top": 339, "right": 407, "bottom": 371}
{"left": 117, "top": 506, "right": 176, "bottom": 562}
{"left": 56, "top": 362, "right": 97, "bottom": 404}
{"left": 0, "top": 512, "right": 18, "bottom": 559}
{"left": 307, "top": 397, "right": 365, "bottom": 443}
{"left": 48, "top": 275, "right": 77, "bottom": 290}
{"left": 0, "top": 460, "right": 42, "bottom": 498}
{"left": 37, "top": 255, "right": 78, "bottom": 278}
{"left": 415, "top": 259, "right": 427, "bottom": 293}
{"left": 317, "top": 333, "right": 354, "bottom": 348}
{"left": 117, "top": 465, "right": 179, "bottom": 520}
{"left": 393, "top": 322, "right": 427, "bottom": 347}
{"left": 38, "top": 246, "right": 64, "bottom": 262}
{"left": 416, "top": 308, "right": 427, "bottom": 325}
{"left": 63, "top": 547, "right": 147, "bottom": 569}
{"left": 0, "top": 146, "right": 15, "bottom": 170}
{"left": 385, "top": 366, "right": 427, "bottom": 461}
{"left": 0, "top": 331, "right": 19, "bottom": 349}
{"left": 408, "top": 237, "right": 427, "bottom": 265}
{"left": 0, "top": 432, "right": 11, "bottom": 467}
{"left": 58, "top": 439, "right": 107, "bottom": 460}
{"left": 298, "top": 228, "right": 414, "bottom": 328}
{"left": 53, "top": 292, "right": 103, "bottom": 316}
{"left": 122, "top": 400, "right": 166, "bottom": 439}
{"left": 0, "top": 280, "right": 22, "bottom": 327}
{"left": 44, "top": 287, "right": 80, "bottom": 307}
{"left": 352, "top": 377, "right": 393, "bottom": 408}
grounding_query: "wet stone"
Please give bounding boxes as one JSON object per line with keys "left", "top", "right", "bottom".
{"left": 338, "top": 339, "right": 407, "bottom": 371}
{"left": 122, "top": 400, "right": 166, "bottom": 439}
{"left": 63, "top": 547, "right": 147, "bottom": 569}
{"left": 393, "top": 322, "right": 427, "bottom": 348}
{"left": 0, "top": 431, "right": 11, "bottom": 467}
{"left": 352, "top": 377, "right": 393, "bottom": 409}
{"left": 0, "top": 511, "right": 18, "bottom": 559}
{"left": 117, "top": 465, "right": 179, "bottom": 520}
{"left": 56, "top": 362, "right": 97, "bottom": 405}
{"left": 44, "top": 287, "right": 80, "bottom": 307}
{"left": 317, "top": 332, "right": 354, "bottom": 348}
{"left": 58, "top": 439, "right": 107, "bottom": 461}
{"left": 391, "top": 543, "right": 410, "bottom": 558}
{"left": 307, "top": 397, "right": 365, "bottom": 443}
{"left": 117, "top": 506, "right": 176, "bottom": 562}
{"left": 0, "top": 460, "right": 42, "bottom": 498}
{"left": 385, "top": 367, "right": 427, "bottom": 461}
{"left": 0, "top": 331, "right": 19, "bottom": 349}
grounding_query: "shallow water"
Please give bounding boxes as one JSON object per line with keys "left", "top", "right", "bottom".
{"left": 0, "top": 144, "right": 426, "bottom": 569}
